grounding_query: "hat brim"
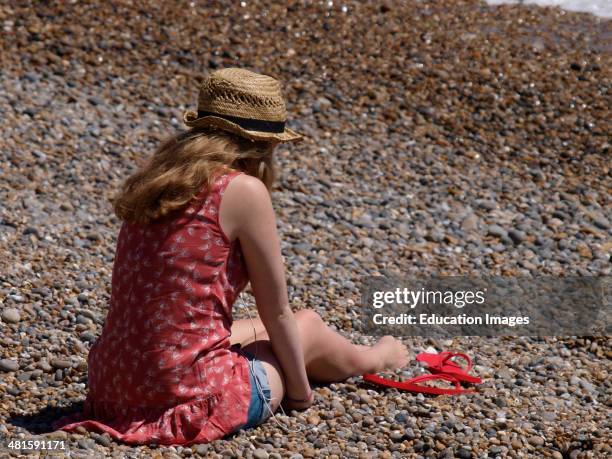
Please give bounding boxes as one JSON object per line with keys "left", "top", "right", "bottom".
{"left": 183, "top": 110, "right": 304, "bottom": 143}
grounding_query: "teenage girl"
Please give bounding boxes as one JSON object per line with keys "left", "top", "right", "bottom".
{"left": 55, "top": 68, "right": 408, "bottom": 445}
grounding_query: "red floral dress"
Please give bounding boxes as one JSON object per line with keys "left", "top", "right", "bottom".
{"left": 54, "top": 170, "right": 252, "bottom": 445}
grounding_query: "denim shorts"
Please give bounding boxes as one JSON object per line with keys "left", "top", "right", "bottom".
{"left": 239, "top": 350, "right": 272, "bottom": 430}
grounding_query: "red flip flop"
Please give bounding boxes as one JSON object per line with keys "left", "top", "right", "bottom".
{"left": 362, "top": 372, "right": 475, "bottom": 395}
{"left": 416, "top": 351, "right": 482, "bottom": 385}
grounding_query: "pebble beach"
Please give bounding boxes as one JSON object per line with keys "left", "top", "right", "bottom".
{"left": 0, "top": 1, "right": 610, "bottom": 458}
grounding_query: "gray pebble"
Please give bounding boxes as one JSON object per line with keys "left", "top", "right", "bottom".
{"left": 1, "top": 308, "right": 21, "bottom": 323}
{"left": 38, "top": 360, "right": 53, "bottom": 372}
{"left": 591, "top": 215, "right": 609, "bottom": 230}
{"left": 17, "top": 371, "right": 32, "bottom": 381}
{"left": 253, "top": 448, "right": 269, "bottom": 459}
{"left": 50, "top": 358, "right": 72, "bottom": 369}
{"left": 80, "top": 331, "right": 97, "bottom": 342}
{"left": 77, "top": 438, "right": 96, "bottom": 449}
{"left": 76, "top": 315, "right": 93, "bottom": 325}
{"left": 0, "top": 359, "right": 20, "bottom": 372}
{"left": 91, "top": 432, "right": 112, "bottom": 447}
{"left": 193, "top": 444, "right": 209, "bottom": 455}
{"left": 461, "top": 214, "right": 479, "bottom": 232}
{"left": 488, "top": 225, "right": 508, "bottom": 239}
{"left": 477, "top": 200, "right": 497, "bottom": 210}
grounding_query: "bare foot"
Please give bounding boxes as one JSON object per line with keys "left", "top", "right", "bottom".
{"left": 373, "top": 336, "right": 410, "bottom": 372}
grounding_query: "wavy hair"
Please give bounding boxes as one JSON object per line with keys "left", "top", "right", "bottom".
{"left": 111, "top": 127, "right": 277, "bottom": 226}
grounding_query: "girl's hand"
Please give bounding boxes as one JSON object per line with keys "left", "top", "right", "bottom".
{"left": 282, "top": 390, "right": 314, "bottom": 411}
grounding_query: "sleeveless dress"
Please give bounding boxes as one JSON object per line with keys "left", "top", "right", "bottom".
{"left": 54, "top": 170, "right": 253, "bottom": 445}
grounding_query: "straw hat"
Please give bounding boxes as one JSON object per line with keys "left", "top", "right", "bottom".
{"left": 183, "top": 68, "right": 303, "bottom": 143}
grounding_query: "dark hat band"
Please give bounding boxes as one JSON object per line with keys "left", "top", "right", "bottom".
{"left": 197, "top": 110, "right": 286, "bottom": 134}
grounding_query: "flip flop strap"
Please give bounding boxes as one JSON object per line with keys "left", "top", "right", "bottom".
{"left": 363, "top": 372, "right": 468, "bottom": 394}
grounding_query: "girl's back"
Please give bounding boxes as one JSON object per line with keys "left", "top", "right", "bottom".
{"left": 60, "top": 169, "right": 253, "bottom": 444}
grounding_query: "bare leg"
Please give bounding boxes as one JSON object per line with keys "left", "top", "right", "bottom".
{"left": 232, "top": 310, "right": 408, "bottom": 380}
{"left": 235, "top": 309, "right": 409, "bottom": 414}
{"left": 291, "top": 310, "right": 409, "bottom": 382}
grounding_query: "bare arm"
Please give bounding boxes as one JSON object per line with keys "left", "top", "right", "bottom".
{"left": 219, "top": 173, "right": 311, "bottom": 401}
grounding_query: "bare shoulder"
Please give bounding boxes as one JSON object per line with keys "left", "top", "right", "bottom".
{"left": 220, "top": 173, "right": 273, "bottom": 241}
{"left": 223, "top": 174, "right": 270, "bottom": 205}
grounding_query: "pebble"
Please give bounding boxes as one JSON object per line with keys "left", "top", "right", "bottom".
{"left": 80, "top": 331, "right": 97, "bottom": 342}
{"left": 193, "top": 444, "right": 209, "bottom": 455}
{"left": 90, "top": 432, "right": 112, "bottom": 447}
{"left": 1, "top": 308, "right": 21, "bottom": 323}
{"left": 47, "top": 431, "right": 69, "bottom": 440}
{"left": 38, "top": 360, "right": 53, "bottom": 372}
{"left": 404, "top": 427, "right": 416, "bottom": 440}
{"left": 591, "top": 215, "right": 609, "bottom": 230}
{"left": 0, "top": 359, "right": 20, "bottom": 372}
{"left": 253, "top": 448, "right": 269, "bottom": 459}
{"left": 461, "top": 214, "right": 479, "bottom": 232}
{"left": 528, "top": 435, "right": 545, "bottom": 447}
{"left": 77, "top": 438, "right": 96, "bottom": 450}
{"left": 50, "top": 358, "right": 72, "bottom": 369}
{"left": 488, "top": 225, "right": 508, "bottom": 239}
{"left": 477, "top": 200, "right": 497, "bottom": 211}
{"left": 507, "top": 229, "right": 525, "bottom": 244}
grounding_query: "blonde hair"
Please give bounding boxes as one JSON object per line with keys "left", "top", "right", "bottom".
{"left": 111, "top": 128, "right": 277, "bottom": 225}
